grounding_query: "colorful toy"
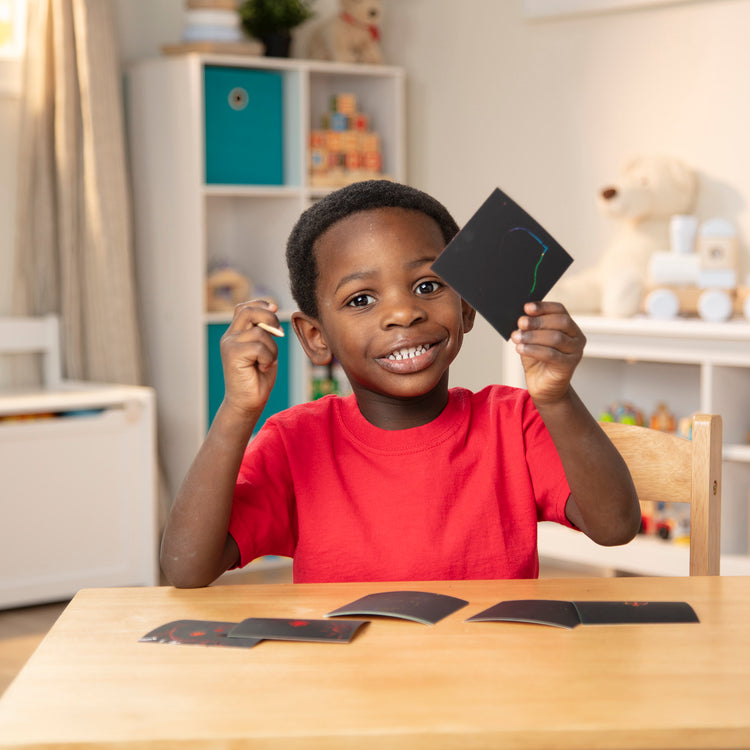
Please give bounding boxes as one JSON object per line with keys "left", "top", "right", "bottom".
{"left": 649, "top": 402, "right": 676, "bottom": 433}
{"left": 205, "top": 265, "right": 251, "bottom": 312}
{"left": 553, "top": 156, "right": 697, "bottom": 317}
{"left": 644, "top": 216, "right": 750, "bottom": 322}
{"left": 309, "top": 92, "right": 388, "bottom": 188}
{"left": 599, "top": 401, "right": 645, "bottom": 426}
{"left": 307, "top": 0, "right": 384, "bottom": 64}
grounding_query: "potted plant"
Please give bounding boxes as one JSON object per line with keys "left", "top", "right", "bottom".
{"left": 238, "top": 0, "right": 314, "bottom": 58}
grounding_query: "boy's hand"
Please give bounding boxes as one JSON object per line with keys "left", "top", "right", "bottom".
{"left": 220, "top": 300, "right": 282, "bottom": 419}
{"left": 510, "top": 301, "right": 585, "bottom": 406}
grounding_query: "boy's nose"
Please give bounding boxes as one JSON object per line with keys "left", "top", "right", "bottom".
{"left": 381, "top": 292, "right": 426, "bottom": 328}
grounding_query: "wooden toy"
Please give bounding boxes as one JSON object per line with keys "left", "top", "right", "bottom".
{"left": 351, "top": 113, "right": 369, "bottom": 131}
{"left": 309, "top": 91, "right": 388, "bottom": 188}
{"left": 310, "top": 130, "right": 326, "bottom": 149}
{"left": 309, "top": 147, "right": 326, "bottom": 172}
{"left": 644, "top": 217, "right": 750, "bottom": 322}
{"left": 205, "top": 266, "right": 251, "bottom": 312}
{"left": 649, "top": 402, "right": 676, "bottom": 433}
{"left": 331, "top": 93, "right": 357, "bottom": 115}
{"left": 327, "top": 111, "right": 349, "bottom": 131}
{"left": 599, "top": 401, "right": 645, "bottom": 426}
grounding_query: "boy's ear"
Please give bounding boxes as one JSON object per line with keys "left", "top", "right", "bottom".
{"left": 291, "top": 312, "right": 333, "bottom": 366}
{"left": 462, "top": 299, "right": 476, "bottom": 333}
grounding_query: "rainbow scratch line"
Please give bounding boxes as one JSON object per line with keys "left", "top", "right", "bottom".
{"left": 508, "top": 227, "right": 549, "bottom": 296}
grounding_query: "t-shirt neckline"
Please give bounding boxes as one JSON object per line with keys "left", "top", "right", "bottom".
{"left": 335, "top": 389, "right": 467, "bottom": 455}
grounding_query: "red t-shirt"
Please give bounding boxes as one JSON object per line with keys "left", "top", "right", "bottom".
{"left": 229, "top": 385, "right": 573, "bottom": 582}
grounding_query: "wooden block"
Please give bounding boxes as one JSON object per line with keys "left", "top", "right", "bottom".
{"left": 328, "top": 112, "right": 349, "bottom": 131}
{"left": 309, "top": 148, "right": 327, "bottom": 172}
{"left": 325, "top": 131, "right": 343, "bottom": 151}
{"left": 331, "top": 93, "right": 357, "bottom": 115}
{"left": 340, "top": 130, "right": 360, "bottom": 153}
{"left": 362, "top": 151, "right": 382, "bottom": 171}
{"left": 359, "top": 132, "right": 380, "bottom": 152}
{"left": 351, "top": 113, "right": 369, "bottom": 131}
{"left": 310, "top": 130, "right": 326, "bottom": 149}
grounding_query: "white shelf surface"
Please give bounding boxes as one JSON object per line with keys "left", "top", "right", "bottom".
{"left": 538, "top": 523, "right": 750, "bottom": 577}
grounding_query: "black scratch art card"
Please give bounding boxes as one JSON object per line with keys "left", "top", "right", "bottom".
{"left": 572, "top": 601, "right": 699, "bottom": 625}
{"left": 431, "top": 187, "right": 573, "bottom": 340}
{"left": 227, "top": 617, "right": 369, "bottom": 643}
{"left": 325, "top": 590, "right": 469, "bottom": 625}
{"left": 139, "top": 620, "right": 262, "bottom": 648}
{"left": 465, "top": 600, "right": 699, "bottom": 629}
{"left": 466, "top": 600, "right": 581, "bottom": 629}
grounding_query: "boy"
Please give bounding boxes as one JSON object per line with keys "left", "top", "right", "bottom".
{"left": 161, "top": 181, "right": 640, "bottom": 587}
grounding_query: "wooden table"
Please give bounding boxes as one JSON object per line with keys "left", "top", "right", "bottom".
{"left": 1, "top": 576, "right": 749, "bottom": 749}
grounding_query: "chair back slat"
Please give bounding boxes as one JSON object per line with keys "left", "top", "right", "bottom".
{"left": 0, "top": 315, "right": 63, "bottom": 388}
{"left": 599, "top": 414, "right": 722, "bottom": 576}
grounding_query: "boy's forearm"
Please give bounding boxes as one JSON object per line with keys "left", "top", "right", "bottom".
{"left": 160, "top": 402, "right": 259, "bottom": 587}
{"left": 534, "top": 388, "right": 641, "bottom": 546}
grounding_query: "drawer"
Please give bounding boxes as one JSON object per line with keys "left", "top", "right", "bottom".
{"left": 204, "top": 66, "right": 284, "bottom": 185}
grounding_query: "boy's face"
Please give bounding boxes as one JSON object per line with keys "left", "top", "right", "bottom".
{"left": 292, "top": 207, "right": 475, "bottom": 424}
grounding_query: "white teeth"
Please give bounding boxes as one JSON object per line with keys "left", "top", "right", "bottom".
{"left": 386, "top": 344, "right": 431, "bottom": 361}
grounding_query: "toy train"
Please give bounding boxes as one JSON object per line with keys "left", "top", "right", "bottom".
{"left": 644, "top": 216, "right": 750, "bottom": 322}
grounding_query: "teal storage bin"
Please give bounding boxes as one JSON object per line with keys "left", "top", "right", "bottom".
{"left": 206, "top": 321, "right": 291, "bottom": 434}
{"left": 204, "top": 66, "right": 284, "bottom": 185}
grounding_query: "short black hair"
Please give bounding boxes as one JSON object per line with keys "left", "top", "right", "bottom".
{"left": 286, "top": 180, "right": 459, "bottom": 318}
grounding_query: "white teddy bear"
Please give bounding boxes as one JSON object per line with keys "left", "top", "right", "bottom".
{"left": 553, "top": 155, "right": 698, "bottom": 317}
{"left": 308, "top": 0, "right": 384, "bottom": 64}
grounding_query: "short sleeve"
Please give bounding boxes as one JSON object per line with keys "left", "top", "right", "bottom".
{"left": 228, "top": 421, "right": 298, "bottom": 566}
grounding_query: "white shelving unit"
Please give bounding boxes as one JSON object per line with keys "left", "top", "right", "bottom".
{"left": 503, "top": 314, "right": 750, "bottom": 575}
{"left": 126, "top": 54, "right": 406, "bottom": 496}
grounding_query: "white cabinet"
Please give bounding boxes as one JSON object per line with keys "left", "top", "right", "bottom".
{"left": 503, "top": 315, "right": 750, "bottom": 575}
{"left": 126, "top": 54, "right": 405, "bottom": 496}
{"left": 0, "top": 386, "right": 159, "bottom": 608}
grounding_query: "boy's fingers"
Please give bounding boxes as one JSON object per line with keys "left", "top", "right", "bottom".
{"left": 523, "top": 300, "right": 566, "bottom": 316}
{"left": 224, "top": 338, "right": 278, "bottom": 375}
{"left": 226, "top": 300, "right": 283, "bottom": 336}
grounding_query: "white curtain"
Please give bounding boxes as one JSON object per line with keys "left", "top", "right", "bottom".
{"left": 14, "top": 0, "right": 143, "bottom": 385}
{"left": 13, "top": 0, "right": 170, "bottom": 533}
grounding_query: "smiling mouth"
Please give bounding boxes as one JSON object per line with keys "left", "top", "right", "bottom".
{"left": 385, "top": 343, "right": 433, "bottom": 361}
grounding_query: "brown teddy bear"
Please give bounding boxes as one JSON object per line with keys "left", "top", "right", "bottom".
{"left": 553, "top": 155, "right": 698, "bottom": 317}
{"left": 308, "top": 0, "right": 384, "bottom": 64}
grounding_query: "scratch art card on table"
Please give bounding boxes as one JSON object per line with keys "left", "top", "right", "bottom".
{"left": 465, "top": 600, "right": 699, "bottom": 628}
{"left": 139, "top": 620, "right": 262, "bottom": 648}
{"left": 431, "top": 187, "right": 573, "bottom": 340}
{"left": 227, "top": 617, "right": 368, "bottom": 643}
{"left": 325, "top": 590, "right": 469, "bottom": 625}
{"left": 572, "top": 601, "right": 699, "bottom": 625}
{"left": 465, "top": 600, "right": 582, "bottom": 629}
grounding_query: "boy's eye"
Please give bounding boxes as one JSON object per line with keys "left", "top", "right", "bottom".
{"left": 348, "top": 293, "right": 375, "bottom": 307}
{"left": 415, "top": 280, "right": 441, "bottom": 295}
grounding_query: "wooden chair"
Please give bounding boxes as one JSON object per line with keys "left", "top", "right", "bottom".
{"left": 599, "top": 414, "right": 723, "bottom": 576}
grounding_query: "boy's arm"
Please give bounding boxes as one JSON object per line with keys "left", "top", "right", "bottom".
{"left": 160, "top": 301, "right": 282, "bottom": 588}
{"left": 511, "top": 302, "right": 641, "bottom": 546}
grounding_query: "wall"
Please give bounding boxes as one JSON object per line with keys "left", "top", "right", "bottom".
{"left": 2, "top": 0, "right": 749, "bottom": 391}
{"left": 382, "top": 0, "right": 750, "bottom": 390}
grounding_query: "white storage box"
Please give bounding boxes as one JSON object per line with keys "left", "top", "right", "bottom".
{"left": 0, "top": 317, "right": 159, "bottom": 608}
